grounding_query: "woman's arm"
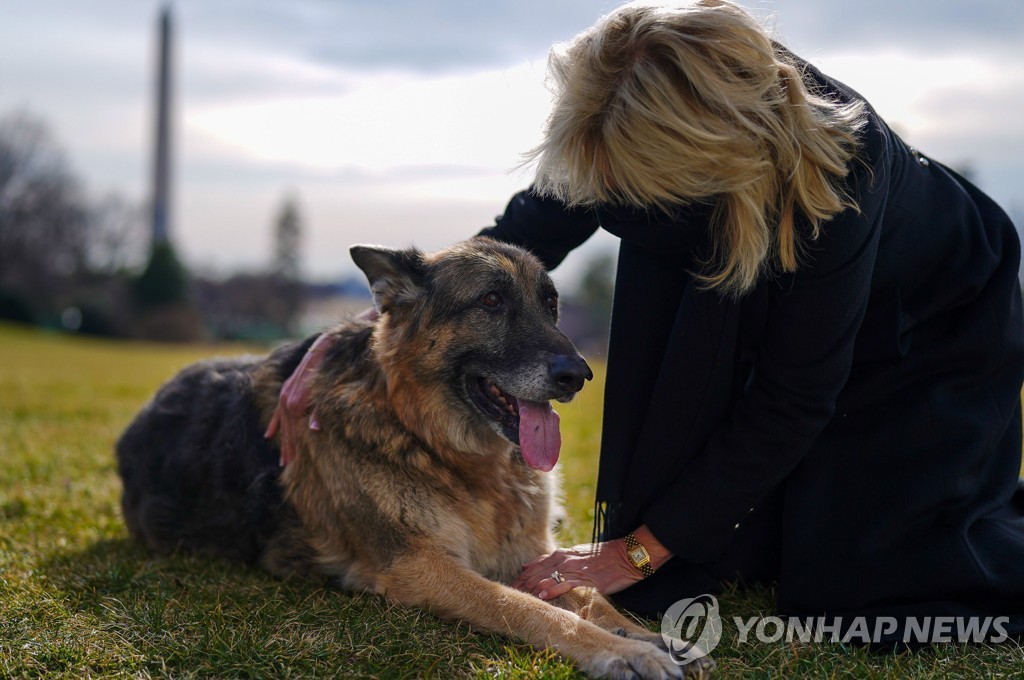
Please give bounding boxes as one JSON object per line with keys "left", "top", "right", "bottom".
{"left": 478, "top": 188, "right": 600, "bottom": 269}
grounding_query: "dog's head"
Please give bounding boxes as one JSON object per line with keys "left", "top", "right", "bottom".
{"left": 350, "top": 237, "right": 592, "bottom": 471}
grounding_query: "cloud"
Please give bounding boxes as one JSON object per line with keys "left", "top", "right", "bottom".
{"left": 184, "top": 61, "right": 552, "bottom": 176}
{"left": 180, "top": 0, "right": 616, "bottom": 73}
{"left": 757, "top": 0, "right": 1023, "bottom": 58}
{"left": 174, "top": 0, "right": 1024, "bottom": 77}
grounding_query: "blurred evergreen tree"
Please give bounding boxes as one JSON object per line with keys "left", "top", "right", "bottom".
{"left": 269, "top": 194, "right": 304, "bottom": 334}
{"left": 129, "top": 241, "right": 201, "bottom": 341}
{"left": 578, "top": 251, "right": 615, "bottom": 328}
{"left": 132, "top": 241, "right": 188, "bottom": 309}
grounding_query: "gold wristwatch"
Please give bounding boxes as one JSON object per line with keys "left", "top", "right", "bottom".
{"left": 624, "top": 533, "right": 655, "bottom": 578}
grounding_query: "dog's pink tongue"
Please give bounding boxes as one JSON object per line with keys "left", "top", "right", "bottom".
{"left": 518, "top": 400, "right": 561, "bottom": 471}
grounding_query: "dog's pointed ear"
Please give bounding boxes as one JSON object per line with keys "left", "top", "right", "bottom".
{"left": 350, "top": 245, "right": 426, "bottom": 313}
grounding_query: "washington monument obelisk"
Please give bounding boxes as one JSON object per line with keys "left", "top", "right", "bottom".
{"left": 151, "top": 5, "right": 173, "bottom": 246}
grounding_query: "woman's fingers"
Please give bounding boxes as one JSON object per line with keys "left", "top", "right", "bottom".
{"left": 537, "top": 576, "right": 584, "bottom": 600}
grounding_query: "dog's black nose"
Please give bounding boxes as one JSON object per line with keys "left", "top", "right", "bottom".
{"left": 548, "top": 354, "right": 594, "bottom": 392}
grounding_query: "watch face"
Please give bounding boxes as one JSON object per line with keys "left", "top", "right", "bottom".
{"left": 629, "top": 547, "right": 648, "bottom": 565}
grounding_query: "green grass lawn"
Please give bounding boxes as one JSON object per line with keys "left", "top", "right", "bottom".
{"left": 1, "top": 321, "right": 1021, "bottom": 678}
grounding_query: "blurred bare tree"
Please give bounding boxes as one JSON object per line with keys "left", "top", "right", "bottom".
{"left": 0, "top": 110, "right": 144, "bottom": 331}
{"left": 88, "top": 194, "right": 146, "bottom": 275}
{"left": 0, "top": 113, "right": 89, "bottom": 303}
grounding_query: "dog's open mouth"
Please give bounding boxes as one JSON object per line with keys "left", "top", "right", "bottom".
{"left": 469, "top": 377, "right": 561, "bottom": 472}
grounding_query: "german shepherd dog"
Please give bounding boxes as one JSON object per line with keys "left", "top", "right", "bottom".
{"left": 116, "top": 237, "right": 712, "bottom": 679}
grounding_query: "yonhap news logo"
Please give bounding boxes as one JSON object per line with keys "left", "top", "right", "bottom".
{"left": 731, "top": 614, "right": 1012, "bottom": 645}
{"left": 660, "top": 593, "right": 1013, "bottom": 662}
{"left": 661, "top": 594, "right": 723, "bottom": 663}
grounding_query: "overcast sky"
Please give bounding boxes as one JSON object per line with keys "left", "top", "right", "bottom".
{"left": 2, "top": 0, "right": 1022, "bottom": 287}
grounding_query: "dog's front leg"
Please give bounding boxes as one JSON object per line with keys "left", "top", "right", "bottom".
{"left": 376, "top": 550, "right": 684, "bottom": 680}
{"left": 553, "top": 588, "right": 715, "bottom": 679}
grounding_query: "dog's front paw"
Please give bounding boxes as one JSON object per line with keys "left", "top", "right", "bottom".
{"left": 663, "top": 638, "right": 716, "bottom": 679}
{"left": 611, "top": 625, "right": 671, "bottom": 652}
{"left": 679, "top": 653, "right": 715, "bottom": 679}
{"left": 586, "top": 638, "right": 687, "bottom": 680}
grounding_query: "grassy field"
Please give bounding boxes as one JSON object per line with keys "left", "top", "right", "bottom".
{"left": 1, "top": 320, "right": 1021, "bottom": 678}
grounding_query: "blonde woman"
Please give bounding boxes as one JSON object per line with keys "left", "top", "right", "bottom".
{"left": 273, "top": 1, "right": 1024, "bottom": 640}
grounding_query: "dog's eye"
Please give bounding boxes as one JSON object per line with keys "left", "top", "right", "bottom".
{"left": 479, "top": 291, "right": 503, "bottom": 308}
{"left": 546, "top": 295, "right": 558, "bottom": 313}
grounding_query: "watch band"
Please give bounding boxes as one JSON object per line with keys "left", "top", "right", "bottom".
{"left": 624, "top": 533, "right": 655, "bottom": 578}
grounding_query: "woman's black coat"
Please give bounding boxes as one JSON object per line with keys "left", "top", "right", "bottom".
{"left": 479, "top": 59, "right": 1024, "bottom": 631}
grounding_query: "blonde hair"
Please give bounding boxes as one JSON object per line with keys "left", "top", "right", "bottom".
{"left": 527, "top": 0, "right": 867, "bottom": 296}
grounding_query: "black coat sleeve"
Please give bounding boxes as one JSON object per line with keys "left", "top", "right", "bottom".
{"left": 477, "top": 189, "right": 600, "bottom": 270}
{"left": 643, "top": 125, "right": 892, "bottom": 562}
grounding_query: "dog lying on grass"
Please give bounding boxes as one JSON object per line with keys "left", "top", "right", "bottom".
{"left": 116, "top": 237, "right": 713, "bottom": 679}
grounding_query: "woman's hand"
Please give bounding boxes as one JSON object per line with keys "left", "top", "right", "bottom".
{"left": 511, "top": 526, "right": 673, "bottom": 600}
{"left": 512, "top": 539, "right": 644, "bottom": 600}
